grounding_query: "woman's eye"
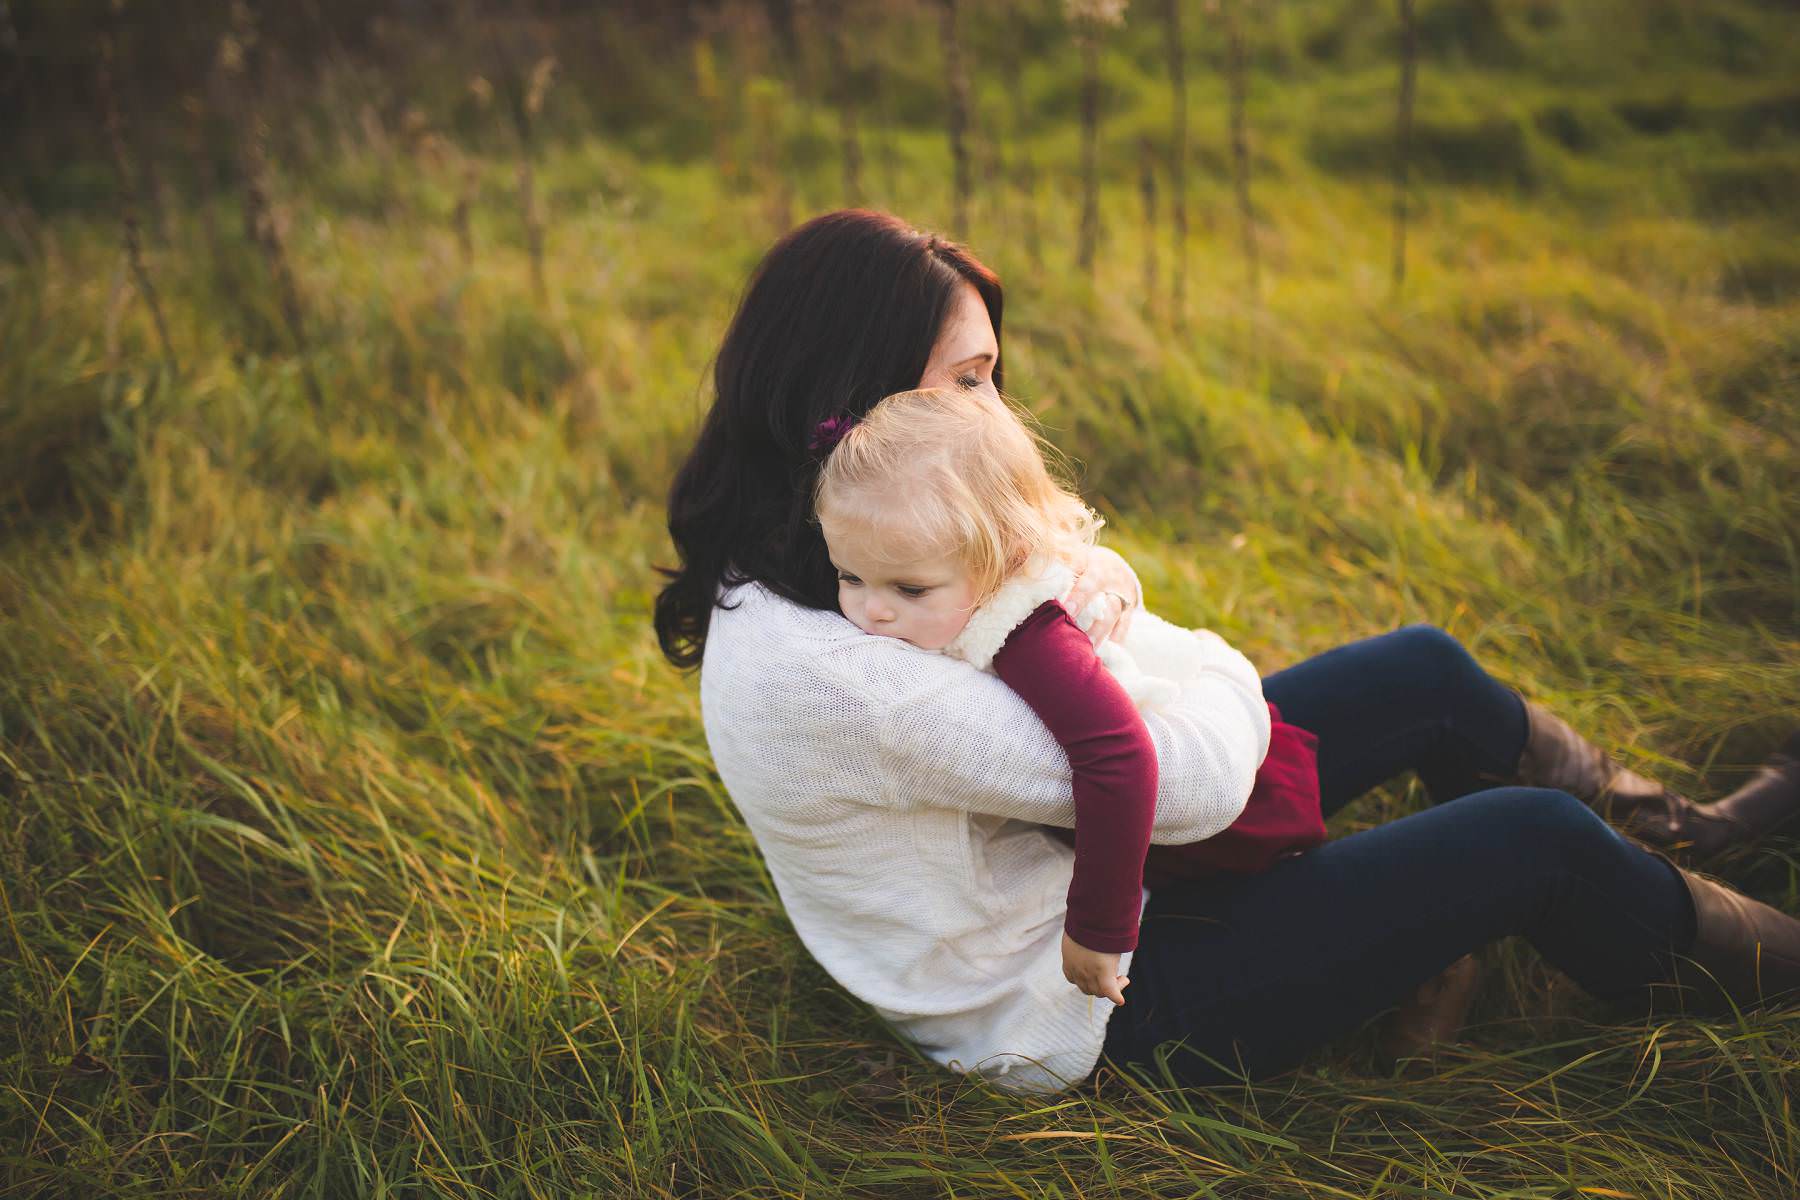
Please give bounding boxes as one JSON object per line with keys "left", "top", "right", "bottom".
{"left": 955, "top": 374, "right": 982, "bottom": 390}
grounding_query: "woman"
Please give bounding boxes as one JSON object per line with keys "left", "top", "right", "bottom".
{"left": 655, "top": 209, "right": 1800, "bottom": 1091}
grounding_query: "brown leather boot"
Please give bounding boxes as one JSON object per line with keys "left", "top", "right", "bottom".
{"left": 1378, "top": 954, "right": 1481, "bottom": 1067}
{"left": 1701, "top": 731, "right": 1800, "bottom": 851}
{"left": 1516, "top": 700, "right": 1742, "bottom": 861}
{"left": 1665, "top": 862, "right": 1800, "bottom": 1013}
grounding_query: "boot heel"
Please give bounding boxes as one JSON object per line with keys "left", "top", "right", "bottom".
{"left": 1378, "top": 953, "right": 1482, "bottom": 1068}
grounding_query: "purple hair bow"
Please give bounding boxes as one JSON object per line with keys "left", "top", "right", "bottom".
{"left": 808, "top": 413, "right": 856, "bottom": 459}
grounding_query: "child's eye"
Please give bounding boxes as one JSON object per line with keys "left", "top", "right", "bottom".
{"left": 897, "top": 585, "right": 931, "bottom": 598}
{"left": 836, "top": 572, "right": 862, "bottom": 586}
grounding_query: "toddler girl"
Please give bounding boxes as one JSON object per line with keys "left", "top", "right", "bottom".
{"left": 811, "top": 388, "right": 1326, "bottom": 1006}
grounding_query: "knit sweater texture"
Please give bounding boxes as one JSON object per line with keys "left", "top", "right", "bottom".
{"left": 699, "top": 580, "right": 1271, "bottom": 1093}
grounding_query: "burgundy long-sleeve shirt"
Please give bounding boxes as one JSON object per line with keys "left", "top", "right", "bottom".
{"left": 992, "top": 601, "right": 1326, "bottom": 955}
{"left": 992, "top": 601, "right": 1157, "bottom": 954}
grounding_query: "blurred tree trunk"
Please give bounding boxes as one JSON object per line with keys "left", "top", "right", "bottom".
{"left": 824, "top": 0, "right": 864, "bottom": 206}
{"left": 1002, "top": 0, "right": 1041, "bottom": 267}
{"left": 1163, "top": 0, "right": 1187, "bottom": 324}
{"left": 1226, "top": 0, "right": 1258, "bottom": 297}
{"left": 760, "top": 0, "right": 802, "bottom": 75}
{"left": 935, "top": 0, "right": 972, "bottom": 238}
{"left": 693, "top": 31, "right": 736, "bottom": 187}
{"left": 1139, "top": 136, "right": 1158, "bottom": 310}
{"left": 1393, "top": 0, "right": 1417, "bottom": 291}
{"left": 867, "top": 3, "right": 898, "bottom": 204}
{"left": 1, "top": 0, "right": 26, "bottom": 167}
{"left": 1077, "top": 21, "right": 1100, "bottom": 276}
{"left": 1069, "top": 1, "right": 1125, "bottom": 279}
{"left": 731, "top": 2, "right": 792, "bottom": 232}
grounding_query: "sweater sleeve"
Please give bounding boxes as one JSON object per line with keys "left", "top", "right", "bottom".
{"left": 992, "top": 602, "right": 1154, "bottom": 954}
{"left": 872, "top": 616, "right": 1264, "bottom": 844}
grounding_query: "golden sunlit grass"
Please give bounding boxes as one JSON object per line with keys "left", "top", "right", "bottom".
{"left": 2, "top": 2, "right": 1797, "bottom": 1194}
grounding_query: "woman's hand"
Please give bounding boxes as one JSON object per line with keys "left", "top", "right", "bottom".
{"left": 1061, "top": 932, "right": 1129, "bottom": 1006}
{"left": 1063, "top": 544, "right": 1141, "bottom": 648}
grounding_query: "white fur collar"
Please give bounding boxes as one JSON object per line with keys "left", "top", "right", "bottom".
{"left": 943, "top": 563, "right": 1075, "bottom": 673}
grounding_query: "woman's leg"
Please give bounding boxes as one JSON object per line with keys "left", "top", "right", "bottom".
{"left": 1102, "top": 786, "right": 1695, "bottom": 1087}
{"left": 1261, "top": 624, "right": 1527, "bottom": 816}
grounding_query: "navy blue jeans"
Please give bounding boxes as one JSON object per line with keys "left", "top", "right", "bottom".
{"left": 1100, "top": 625, "right": 1698, "bottom": 1086}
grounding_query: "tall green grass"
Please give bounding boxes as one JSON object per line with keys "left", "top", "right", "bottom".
{"left": 3, "top": 1, "right": 1797, "bottom": 1194}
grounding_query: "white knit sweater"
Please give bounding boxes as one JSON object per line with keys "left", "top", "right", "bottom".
{"left": 699, "top": 581, "right": 1271, "bottom": 1093}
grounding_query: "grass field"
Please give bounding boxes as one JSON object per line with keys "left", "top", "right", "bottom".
{"left": 3, "top": 1, "right": 1798, "bottom": 1194}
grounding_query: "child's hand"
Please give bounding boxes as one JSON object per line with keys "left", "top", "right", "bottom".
{"left": 1061, "top": 932, "right": 1129, "bottom": 1006}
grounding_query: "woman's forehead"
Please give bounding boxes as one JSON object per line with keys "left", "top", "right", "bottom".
{"left": 931, "top": 281, "right": 997, "bottom": 363}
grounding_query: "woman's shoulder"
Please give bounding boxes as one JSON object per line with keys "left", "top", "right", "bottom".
{"left": 702, "top": 580, "right": 970, "bottom": 709}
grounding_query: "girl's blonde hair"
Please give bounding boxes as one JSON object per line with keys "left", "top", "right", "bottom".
{"left": 812, "top": 388, "right": 1101, "bottom": 604}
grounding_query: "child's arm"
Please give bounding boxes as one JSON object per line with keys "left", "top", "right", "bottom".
{"left": 992, "top": 600, "right": 1157, "bottom": 994}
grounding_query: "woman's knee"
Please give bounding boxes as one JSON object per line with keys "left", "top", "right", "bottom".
{"left": 1459, "top": 786, "right": 1617, "bottom": 855}
{"left": 1387, "top": 623, "right": 1511, "bottom": 718}
{"left": 1391, "top": 623, "right": 1481, "bottom": 680}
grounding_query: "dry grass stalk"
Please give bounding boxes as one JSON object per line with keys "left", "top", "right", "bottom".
{"left": 454, "top": 159, "right": 478, "bottom": 268}
{"left": 1393, "top": 0, "right": 1417, "bottom": 291}
{"left": 224, "top": 8, "right": 322, "bottom": 408}
{"left": 411, "top": 116, "right": 477, "bottom": 270}
{"left": 505, "top": 53, "right": 555, "bottom": 303}
{"left": 935, "top": 0, "right": 972, "bottom": 237}
{"left": 1162, "top": 0, "right": 1188, "bottom": 323}
{"left": 101, "top": 250, "right": 129, "bottom": 372}
{"left": 98, "top": 32, "right": 178, "bottom": 381}
{"left": 1226, "top": 0, "right": 1259, "bottom": 296}
{"left": 0, "top": 187, "right": 42, "bottom": 267}
{"left": 182, "top": 95, "right": 221, "bottom": 269}
{"left": 240, "top": 121, "right": 320, "bottom": 407}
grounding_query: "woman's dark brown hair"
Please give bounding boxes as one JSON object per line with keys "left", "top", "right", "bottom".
{"left": 654, "top": 210, "right": 1004, "bottom": 669}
